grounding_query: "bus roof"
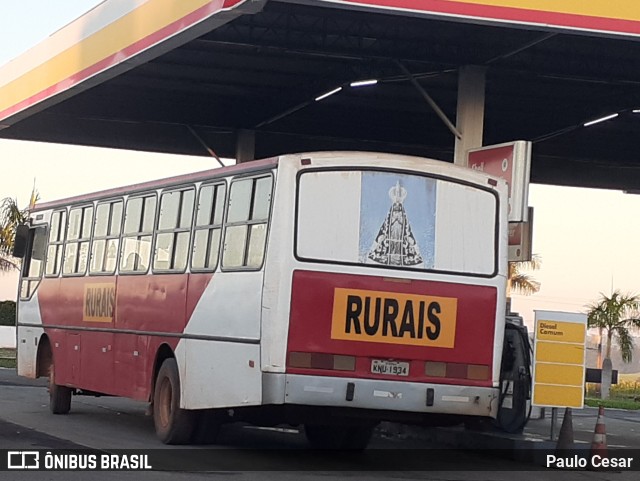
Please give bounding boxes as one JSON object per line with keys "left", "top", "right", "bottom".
{"left": 33, "top": 156, "right": 278, "bottom": 212}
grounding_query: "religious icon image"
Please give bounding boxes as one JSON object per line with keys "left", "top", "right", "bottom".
{"left": 359, "top": 172, "right": 436, "bottom": 269}
{"left": 367, "top": 181, "right": 423, "bottom": 266}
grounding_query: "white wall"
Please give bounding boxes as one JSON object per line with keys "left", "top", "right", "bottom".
{"left": 0, "top": 326, "right": 16, "bottom": 349}
{"left": 0, "top": 270, "right": 18, "bottom": 301}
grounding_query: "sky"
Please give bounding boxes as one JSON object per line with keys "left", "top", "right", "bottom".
{"left": 2, "top": 2, "right": 640, "bottom": 329}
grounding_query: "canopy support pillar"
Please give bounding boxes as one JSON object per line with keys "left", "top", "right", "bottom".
{"left": 454, "top": 65, "right": 486, "bottom": 167}
{"left": 236, "top": 129, "right": 256, "bottom": 163}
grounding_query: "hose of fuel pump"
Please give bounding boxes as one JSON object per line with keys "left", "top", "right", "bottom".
{"left": 495, "top": 323, "right": 533, "bottom": 433}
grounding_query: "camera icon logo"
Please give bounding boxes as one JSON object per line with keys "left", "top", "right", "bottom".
{"left": 7, "top": 451, "right": 40, "bottom": 469}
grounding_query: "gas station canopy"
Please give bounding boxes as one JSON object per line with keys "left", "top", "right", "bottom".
{"left": 2, "top": 0, "right": 640, "bottom": 190}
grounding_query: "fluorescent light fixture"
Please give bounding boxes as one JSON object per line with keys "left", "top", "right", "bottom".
{"left": 583, "top": 113, "right": 618, "bottom": 127}
{"left": 633, "top": 109, "right": 640, "bottom": 113}
{"left": 315, "top": 87, "right": 342, "bottom": 102}
{"left": 350, "top": 79, "right": 378, "bottom": 88}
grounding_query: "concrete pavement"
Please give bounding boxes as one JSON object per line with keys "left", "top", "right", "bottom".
{"left": 379, "top": 403, "right": 640, "bottom": 466}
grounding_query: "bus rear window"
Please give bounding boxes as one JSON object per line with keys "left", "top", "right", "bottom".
{"left": 296, "top": 169, "right": 497, "bottom": 276}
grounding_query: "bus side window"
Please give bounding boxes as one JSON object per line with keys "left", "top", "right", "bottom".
{"left": 20, "top": 226, "right": 47, "bottom": 299}
{"left": 45, "top": 210, "right": 66, "bottom": 277}
{"left": 191, "top": 182, "right": 226, "bottom": 271}
{"left": 153, "top": 188, "right": 195, "bottom": 272}
{"left": 90, "top": 200, "right": 123, "bottom": 275}
{"left": 120, "top": 194, "right": 156, "bottom": 274}
{"left": 222, "top": 175, "right": 272, "bottom": 269}
{"left": 62, "top": 205, "right": 94, "bottom": 276}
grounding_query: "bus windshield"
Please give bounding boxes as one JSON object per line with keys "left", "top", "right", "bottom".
{"left": 296, "top": 168, "right": 498, "bottom": 276}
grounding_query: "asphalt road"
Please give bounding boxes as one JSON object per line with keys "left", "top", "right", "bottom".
{"left": 0, "top": 368, "right": 637, "bottom": 480}
{"left": 525, "top": 405, "right": 640, "bottom": 448}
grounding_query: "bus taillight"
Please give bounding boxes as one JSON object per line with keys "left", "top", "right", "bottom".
{"left": 425, "top": 362, "right": 490, "bottom": 380}
{"left": 288, "top": 352, "right": 356, "bottom": 371}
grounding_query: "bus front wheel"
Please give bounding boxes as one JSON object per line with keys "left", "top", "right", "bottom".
{"left": 153, "top": 358, "right": 196, "bottom": 444}
{"left": 48, "top": 364, "right": 72, "bottom": 415}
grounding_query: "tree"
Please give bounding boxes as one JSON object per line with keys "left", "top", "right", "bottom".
{"left": 586, "top": 290, "right": 640, "bottom": 398}
{"left": 508, "top": 254, "right": 542, "bottom": 295}
{"left": 0, "top": 300, "right": 16, "bottom": 326}
{"left": 0, "top": 197, "right": 30, "bottom": 272}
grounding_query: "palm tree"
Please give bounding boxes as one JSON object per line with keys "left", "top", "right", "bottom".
{"left": 0, "top": 197, "right": 30, "bottom": 272}
{"left": 586, "top": 290, "right": 640, "bottom": 398}
{"left": 508, "top": 254, "right": 541, "bottom": 295}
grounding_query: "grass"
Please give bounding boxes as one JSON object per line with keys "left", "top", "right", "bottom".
{"left": 0, "top": 348, "right": 16, "bottom": 369}
{"left": 585, "top": 398, "right": 640, "bottom": 410}
{"left": 587, "top": 380, "right": 640, "bottom": 397}
{"left": 585, "top": 374, "right": 640, "bottom": 410}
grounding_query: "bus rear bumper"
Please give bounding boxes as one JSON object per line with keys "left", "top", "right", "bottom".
{"left": 265, "top": 373, "right": 498, "bottom": 418}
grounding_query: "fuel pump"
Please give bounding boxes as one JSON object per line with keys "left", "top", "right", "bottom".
{"left": 494, "top": 315, "right": 532, "bottom": 433}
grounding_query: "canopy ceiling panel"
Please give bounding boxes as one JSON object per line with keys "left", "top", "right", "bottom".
{"left": 2, "top": 0, "right": 640, "bottom": 189}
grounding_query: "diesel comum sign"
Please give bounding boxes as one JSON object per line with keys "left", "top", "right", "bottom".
{"left": 328, "top": 1, "right": 640, "bottom": 38}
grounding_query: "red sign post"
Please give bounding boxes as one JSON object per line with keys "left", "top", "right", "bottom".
{"left": 468, "top": 140, "right": 531, "bottom": 223}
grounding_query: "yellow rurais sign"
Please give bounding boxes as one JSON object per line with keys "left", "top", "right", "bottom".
{"left": 532, "top": 311, "right": 587, "bottom": 408}
{"left": 83, "top": 283, "right": 116, "bottom": 323}
{"left": 336, "top": 1, "right": 640, "bottom": 38}
{"left": 331, "top": 288, "right": 457, "bottom": 347}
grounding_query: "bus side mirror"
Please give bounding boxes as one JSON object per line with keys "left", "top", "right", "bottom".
{"left": 12, "top": 224, "right": 30, "bottom": 259}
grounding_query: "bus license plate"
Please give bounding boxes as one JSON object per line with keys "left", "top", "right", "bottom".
{"left": 371, "top": 360, "right": 409, "bottom": 376}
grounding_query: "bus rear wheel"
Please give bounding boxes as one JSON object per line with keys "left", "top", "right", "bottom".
{"left": 48, "top": 364, "right": 72, "bottom": 415}
{"left": 153, "top": 358, "right": 196, "bottom": 444}
{"left": 304, "top": 424, "right": 375, "bottom": 450}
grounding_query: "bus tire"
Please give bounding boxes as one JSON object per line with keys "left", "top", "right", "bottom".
{"left": 305, "top": 424, "right": 374, "bottom": 450}
{"left": 343, "top": 424, "right": 376, "bottom": 450}
{"left": 153, "top": 358, "right": 196, "bottom": 445}
{"left": 48, "top": 364, "right": 72, "bottom": 415}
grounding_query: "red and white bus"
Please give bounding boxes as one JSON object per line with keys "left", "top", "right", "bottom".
{"left": 14, "top": 151, "right": 516, "bottom": 447}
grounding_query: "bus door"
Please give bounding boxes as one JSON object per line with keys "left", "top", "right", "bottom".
{"left": 180, "top": 174, "right": 274, "bottom": 409}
